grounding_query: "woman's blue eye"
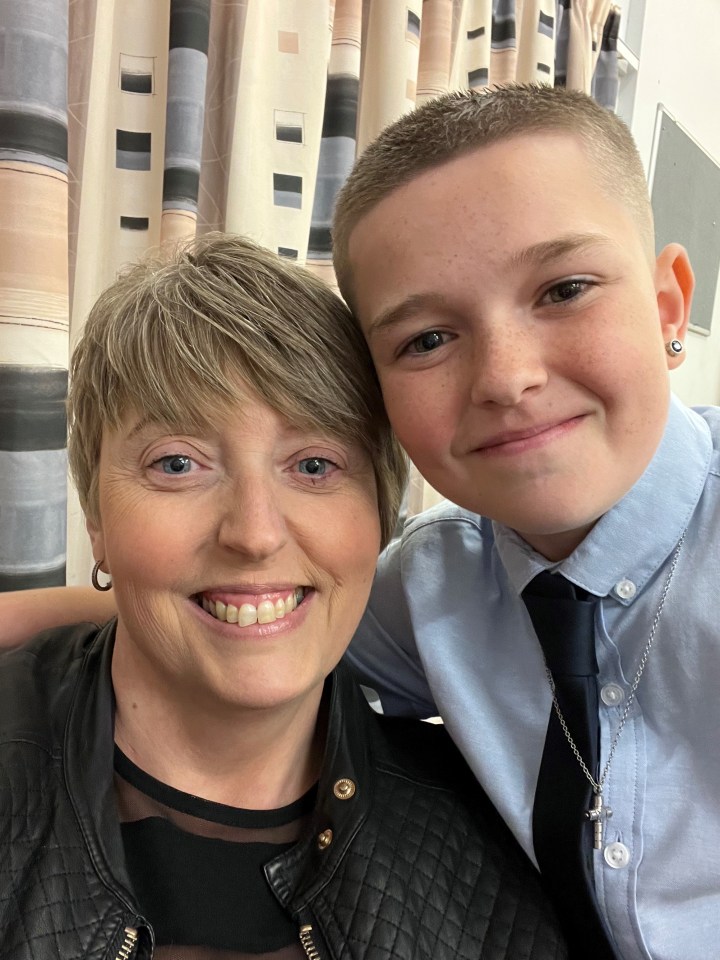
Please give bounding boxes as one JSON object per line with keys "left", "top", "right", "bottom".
{"left": 298, "top": 457, "right": 329, "bottom": 476}
{"left": 158, "top": 455, "right": 192, "bottom": 474}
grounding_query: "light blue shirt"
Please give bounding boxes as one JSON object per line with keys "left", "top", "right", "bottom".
{"left": 348, "top": 396, "right": 720, "bottom": 960}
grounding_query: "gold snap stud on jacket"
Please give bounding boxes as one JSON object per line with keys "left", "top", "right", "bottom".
{"left": 317, "top": 829, "right": 333, "bottom": 849}
{"left": 333, "top": 778, "right": 356, "bottom": 800}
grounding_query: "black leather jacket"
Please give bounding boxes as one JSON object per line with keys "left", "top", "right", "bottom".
{"left": 0, "top": 621, "right": 567, "bottom": 960}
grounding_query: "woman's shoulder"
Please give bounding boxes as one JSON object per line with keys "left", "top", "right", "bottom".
{"left": 372, "top": 714, "right": 475, "bottom": 788}
{"left": 328, "top": 712, "right": 567, "bottom": 959}
{"left": 0, "top": 621, "right": 109, "bottom": 744}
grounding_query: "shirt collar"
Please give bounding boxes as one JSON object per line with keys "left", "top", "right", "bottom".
{"left": 494, "top": 395, "right": 713, "bottom": 600}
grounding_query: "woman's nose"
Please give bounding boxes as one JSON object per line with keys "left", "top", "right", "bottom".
{"left": 216, "top": 475, "right": 289, "bottom": 561}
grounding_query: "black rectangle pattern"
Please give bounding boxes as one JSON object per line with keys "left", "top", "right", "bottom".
{"left": 169, "top": 0, "right": 211, "bottom": 52}
{"left": 121, "top": 72, "right": 153, "bottom": 94}
{"left": 120, "top": 216, "right": 149, "bottom": 230}
{"left": 539, "top": 11, "right": 554, "bottom": 30}
{"left": 468, "top": 67, "right": 489, "bottom": 85}
{"left": 491, "top": 19, "right": 516, "bottom": 43}
{"left": 276, "top": 125, "right": 303, "bottom": 143}
{"left": 0, "top": 366, "right": 67, "bottom": 451}
{"left": 0, "top": 565, "right": 66, "bottom": 591}
{"left": 278, "top": 247, "right": 298, "bottom": 259}
{"left": 321, "top": 75, "right": 358, "bottom": 140}
{"left": 273, "top": 173, "right": 302, "bottom": 194}
{"left": 116, "top": 130, "right": 152, "bottom": 153}
{"left": 163, "top": 167, "right": 200, "bottom": 203}
{"left": 0, "top": 111, "right": 68, "bottom": 163}
{"left": 467, "top": 26, "right": 485, "bottom": 39}
{"left": 308, "top": 226, "right": 331, "bottom": 256}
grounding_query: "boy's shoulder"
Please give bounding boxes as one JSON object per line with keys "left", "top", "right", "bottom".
{"left": 691, "top": 403, "right": 720, "bottom": 456}
{"left": 400, "top": 500, "right": 493, "bottom": 546}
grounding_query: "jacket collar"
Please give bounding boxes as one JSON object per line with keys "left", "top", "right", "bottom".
{"left": 64, "top": 620, "right": 140, "bottom": 913}
{"left": 64, "top": 621, "right": 374, "bottom": 915}
{"left": 265, "top": 663, "right": 374, "bottom": 910}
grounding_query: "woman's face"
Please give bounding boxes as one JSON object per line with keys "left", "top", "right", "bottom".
{"left": 87, "top": 388, "right": 382, "bottom": 714}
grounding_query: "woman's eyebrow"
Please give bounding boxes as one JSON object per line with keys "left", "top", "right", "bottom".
{"left": 123, "top": 417, "right": 203, "bottom": 441}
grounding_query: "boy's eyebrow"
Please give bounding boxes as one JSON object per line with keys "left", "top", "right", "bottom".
{"left": 366, "top": 233, "right": 615, "bottom": 338}
{"left": 510, "top": 232, "right": 614, "bottom": 269}
{"left": 366, "top": 293, "right": 451, "bottom": 338}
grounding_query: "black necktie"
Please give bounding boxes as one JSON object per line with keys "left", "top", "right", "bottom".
{"left": 522, "top": 572, "right": 618, "bottom": 959}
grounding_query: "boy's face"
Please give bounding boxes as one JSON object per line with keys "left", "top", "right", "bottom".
{"left": 348, "top": 133, "right": 692, "bottom": 559}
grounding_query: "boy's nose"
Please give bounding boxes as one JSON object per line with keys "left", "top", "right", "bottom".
{"left": 217, "top": 475, "right": 289, "bottom": 561}
{"left": 468, "top": 327, "right": 548, "bottom": 407}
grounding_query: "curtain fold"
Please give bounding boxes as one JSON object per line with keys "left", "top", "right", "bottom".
{"left": 0, "top": 0, "right": 621, "bottom": 585}
{"left": 0, "top": 0, "right": 69, "bottom": 590}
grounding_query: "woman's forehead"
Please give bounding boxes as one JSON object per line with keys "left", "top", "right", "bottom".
{"left": 114, "top": 396, "right": 352, "bottom": 448}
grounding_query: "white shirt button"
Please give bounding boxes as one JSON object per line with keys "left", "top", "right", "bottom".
{"left": 600, "top": 683, "right": 625, "bottom": 707}
{"left": 614, "top": 578, "right": 637, "bottom": 600}
{"left": 604, "top": 841, "right": 631, "bottom": 869}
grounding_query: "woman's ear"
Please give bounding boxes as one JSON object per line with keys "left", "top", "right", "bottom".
{"left": 654, "top": 243, "right": 694, "bottom": 368}
{"left": 86, "top": 514, "right": 107, "bottom": 571}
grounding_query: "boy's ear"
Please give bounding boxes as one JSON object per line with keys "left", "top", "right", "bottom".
{"left": 654, "top": 243, "right": 694, "bottom": 368}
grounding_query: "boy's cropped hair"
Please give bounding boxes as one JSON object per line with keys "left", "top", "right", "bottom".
{"left": 332, "top": 83, "right": 654, "bottom": 310}
{"left": 67, "top": 232, "right": 407, "bottom": 548}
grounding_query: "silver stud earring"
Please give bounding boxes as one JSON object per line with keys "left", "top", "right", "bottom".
{"left": 665, "top": 339, "right": 683, "bottom": 356}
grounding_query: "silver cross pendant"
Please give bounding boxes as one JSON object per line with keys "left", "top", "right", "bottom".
{"left": 585, "top": 788, "right": 613, "bottom": 850}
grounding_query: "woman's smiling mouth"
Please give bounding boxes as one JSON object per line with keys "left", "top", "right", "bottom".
{"left": 197, "top": 587, "right": 308, "bottom": 627}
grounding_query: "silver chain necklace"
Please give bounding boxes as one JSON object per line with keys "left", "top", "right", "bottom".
{"left": 542, "top": 531, "right": 686, "bottom": 850}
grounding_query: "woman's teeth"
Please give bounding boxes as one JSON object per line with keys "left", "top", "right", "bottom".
{"left": 202, "top": 588, "right": 305, "bottom": 626}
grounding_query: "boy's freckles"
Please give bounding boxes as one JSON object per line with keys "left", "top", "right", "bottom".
{"left": 350, "top": 132, "right": 689, "bottom": 560}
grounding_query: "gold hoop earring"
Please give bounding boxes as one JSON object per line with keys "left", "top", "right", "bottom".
{"left": 91, "top": 560, "right": 112, "bottom": 592}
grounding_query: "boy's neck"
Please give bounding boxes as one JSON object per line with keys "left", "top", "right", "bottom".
{"left": 517, "top": 521, "right": 597, "bottom": 562}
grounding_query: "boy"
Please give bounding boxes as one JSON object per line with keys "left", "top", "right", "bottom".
{"left": 333, "top": 85, "right": 712, "bottom": 960}
{"left": 1, "top": 86, "right": 713, "bottom": 959}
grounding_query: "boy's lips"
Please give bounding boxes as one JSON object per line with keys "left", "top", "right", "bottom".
{"left": 474, "top": 415, "right": 587, "bottom": 455}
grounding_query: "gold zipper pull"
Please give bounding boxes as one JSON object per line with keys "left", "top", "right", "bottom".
{"left": 299, "top": 923, "right": 321, "bottom": 959}
{"left": 114, "top": 926, "right": 139, "bottom": 960}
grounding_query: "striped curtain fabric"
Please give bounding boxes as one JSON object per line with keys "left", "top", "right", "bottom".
{"left": 0, "top": 0, "right": 620, "bottom": 587}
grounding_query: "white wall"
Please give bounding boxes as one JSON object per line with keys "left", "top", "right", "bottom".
{"left": 624, "top": 0, "right": 720, "bottom": 405}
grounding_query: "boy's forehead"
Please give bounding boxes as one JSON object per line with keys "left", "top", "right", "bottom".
{"left": 380, "top": 131, "right": 593, "bottom": 209}
{"left": 350, "top": 132, "right": 631, "bottom": 258}
{"left": 347, "top": 132, "right": 651, "bottom": 330}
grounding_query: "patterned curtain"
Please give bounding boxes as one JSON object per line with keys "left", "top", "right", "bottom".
{"left": 0, "top": 0, "right": 620, "bottom": 589}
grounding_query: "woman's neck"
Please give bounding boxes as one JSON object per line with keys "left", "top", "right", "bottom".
{"left": 111, "top": 643, "right": 328, "bottom": 811}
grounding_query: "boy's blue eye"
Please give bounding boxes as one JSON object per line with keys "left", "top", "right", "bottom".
{"left": 547, "top": 280, "right": 586, "bottom": 303}
{"left": 158, "top": 455, "right": 192, "bottom": 474}
{"left": 298, "top": 457, "right": 329, "bottom": 476}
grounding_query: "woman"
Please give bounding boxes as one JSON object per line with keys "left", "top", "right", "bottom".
{"left": 0, "top": 234, "right": 565, "bottom": 959}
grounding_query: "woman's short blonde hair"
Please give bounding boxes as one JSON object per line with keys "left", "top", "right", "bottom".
{"left": 68, "top": 233, "right": 407, "bottom": 547}
{"left": 333, "top": 83, "right": 655, "bottom": 310}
